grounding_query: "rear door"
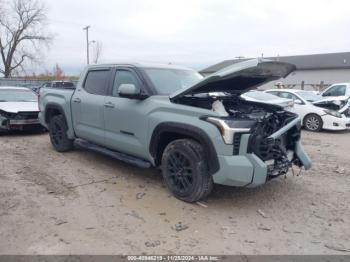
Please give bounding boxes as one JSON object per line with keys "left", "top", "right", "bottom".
{"left": 71, "top": 68, "right": 113, "bottom": 145}
{"left": 103, "top": 67, "right": 149, "bottom": 158}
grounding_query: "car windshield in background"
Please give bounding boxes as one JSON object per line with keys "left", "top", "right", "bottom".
{"left": 244, "top": 91, "right": 282, "bottom": 101}
{"left": 143, "top": 68, "right": 203, "bottom": 95}
{"left": 0, "top": 89, "right": 37, "bottom": 102}
{"left": 295, "top": 91, "right": 322, "bottom": 102}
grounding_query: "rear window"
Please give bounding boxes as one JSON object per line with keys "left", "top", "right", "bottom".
{"left": 84, "top": 70, "right": 110, "bottom": 95}
{"left": 53, "top": 82, "right": 75, "bottom": 88}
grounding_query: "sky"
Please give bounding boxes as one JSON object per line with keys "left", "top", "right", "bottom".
{"left": 41, "top": 0, "right": 350, "bottom": 75}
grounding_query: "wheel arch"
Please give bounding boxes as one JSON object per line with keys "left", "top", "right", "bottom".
{"left": 149, "top": 122, "right": 220, "bottom": 175}
{"left": 44, "top": 103, "right": 67, "bottom": 125}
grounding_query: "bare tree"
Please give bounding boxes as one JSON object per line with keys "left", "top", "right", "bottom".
{"left": 0, "top": 0, "right": 51, "bottom": 77}
{"left": 92, "top": 41, "right": 102, "bottom": 64}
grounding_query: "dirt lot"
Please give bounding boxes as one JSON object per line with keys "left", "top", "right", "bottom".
{"left": 0, "top": 130, "right": 349, "bottom": 255}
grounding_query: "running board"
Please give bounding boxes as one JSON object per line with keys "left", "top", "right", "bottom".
{"left": 74, "top": 138, "right": 151, "bottom": 168}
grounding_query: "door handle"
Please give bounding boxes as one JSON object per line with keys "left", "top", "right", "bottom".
{"left": 73, "top": 98, "right": 81, "bottom": 103}
{"left": 104, "top": 102, "right": 115, "bottom": 108}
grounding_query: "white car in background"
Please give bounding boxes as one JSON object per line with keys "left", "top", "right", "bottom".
{"left": 0, "top": 86, "right": 42, "bottom": 132}
{"left": 241, "top": 91, "right": 294, "bottom": 110}
{"left": 320, "top": 83, "right": 350, "bottom": 98}
{"left": 265, "top": 89, "right": 350, "bottom": 132}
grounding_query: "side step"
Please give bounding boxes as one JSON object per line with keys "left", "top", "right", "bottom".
{"left": 74, "top": 138, "right": 152, "bottom": 168}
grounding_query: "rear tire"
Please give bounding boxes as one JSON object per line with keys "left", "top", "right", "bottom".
{"left": 161, "top": 139, "right": 213, "bottom": 202}
{"left": 49, "top": 115, "right": 73, "bottom": 152}
{"left": 303, "top": 114, "right": 323, "bottom": 132}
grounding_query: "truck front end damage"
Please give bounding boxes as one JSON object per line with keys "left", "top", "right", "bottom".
{"left": 204, "top": 98, "right": 311, "bottom": 187}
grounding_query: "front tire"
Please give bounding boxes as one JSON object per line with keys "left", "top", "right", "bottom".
{"left": 303, "top": 114, "right": 323, "bottom": 132}
{"left": 48, "top": 115, "right": 74, "bottom": 152}
{"left": 161, "top": 139, "right": 213, "bottom": 202}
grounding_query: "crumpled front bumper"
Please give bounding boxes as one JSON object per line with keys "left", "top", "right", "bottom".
{"left": 212, "top": 116, "right": 312, "bottom": 187}
{"left": 0, "top": 115, "right": 42, "bottom": 131}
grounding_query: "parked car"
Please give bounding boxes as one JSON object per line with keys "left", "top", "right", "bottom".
{"left": 320, "top": 83, "right": 350, "bottom": 98}
{"left": 241, "top": 91, "right": 294, "bottom": 110}
{"left": 39, "top": 59, "right": 311, "bottom": 202}
{"left": 265, "top": 89, "right": 350, "bottom": 132}
{"left": 37, "top": 81, "right": 75, "bottom": 93}
{"left": 0, "top": 86, "right": 42, "bottom": 132}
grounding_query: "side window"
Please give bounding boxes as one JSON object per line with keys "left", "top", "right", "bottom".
{"left": 278, "top": 92, "right": 293, "bottom": 99}
{"left": 84, "top": 70, "right": 110, "bottom": 95}
{"left": 112, "top": 70, "right": 141, "bottom": 97}
{"left": 279, "top": 92, "right": 300, "bottom": 101}
{"left": 323, "top": 85, "right": 346, "bottom": 97}
{"left": 267, "top": 91, "right": 280, "bottom": 97}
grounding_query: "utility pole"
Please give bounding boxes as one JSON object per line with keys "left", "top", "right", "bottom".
{"left": 83, "top": 26, "right": 91, "bottom": 64}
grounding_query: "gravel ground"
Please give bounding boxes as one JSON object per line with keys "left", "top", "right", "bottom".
{"left": 0, "top": 130, "right": 349, "bottom": 255}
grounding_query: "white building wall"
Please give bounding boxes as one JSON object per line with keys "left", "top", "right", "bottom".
{"left": 259, "top": 68, "right": 350, "bottom": 90}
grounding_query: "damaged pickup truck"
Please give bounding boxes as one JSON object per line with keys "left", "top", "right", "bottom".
{"left": 39, "top": 59, "right": 311, "bottom": 202}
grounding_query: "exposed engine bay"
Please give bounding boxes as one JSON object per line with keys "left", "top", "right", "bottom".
{"left": 174, "top": 94, "right": 302, "bottom": 179}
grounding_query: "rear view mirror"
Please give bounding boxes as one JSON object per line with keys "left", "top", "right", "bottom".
{"left": 118, "top": 84, "right": 140, "bottom": 98}
{"left": 294, "top": 99, "right": 303, "bottom": 105}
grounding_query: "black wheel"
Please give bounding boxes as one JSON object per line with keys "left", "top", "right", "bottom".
{"left": 161, "top": 139, "right": 213, "bottom": 202}
{"left": 303, "top": 114, "right": 323, "bottom": 132}
{"left": 48, "top": 115, "right": 73, "bottom": 152}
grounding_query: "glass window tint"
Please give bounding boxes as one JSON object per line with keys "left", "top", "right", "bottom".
{"left": 84, "top": 70, "right": 110, "bottom": 95}
{"left": 112, "top": 70, "right": 140, "bottom": 96}
{"left": 323, "top": 85, "right": 346, "bottom": 96}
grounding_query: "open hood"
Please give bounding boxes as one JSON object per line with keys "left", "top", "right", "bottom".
{"left": 170, "top": 58, "right": 296, "bottom": 100}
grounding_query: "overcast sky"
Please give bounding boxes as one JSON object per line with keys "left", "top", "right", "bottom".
{"left": 43, "top": 0, "right": 350, "bottom": 75}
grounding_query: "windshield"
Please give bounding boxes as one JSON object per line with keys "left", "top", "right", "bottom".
{"left": 143, "top": 68, "right": 203, "bottom": 95}
{"left": 244, "top": 91, "right": 283, "bottom": 101}
{"left": 0, "top": 89, "right": 37, "bottom": 102}
{"left": 295, "top": 91, "right": 322, "bottom": 102}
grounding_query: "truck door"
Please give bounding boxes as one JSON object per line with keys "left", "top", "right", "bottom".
{"left": 71, "top": 68, "right": 112, "bottom": 145}
{"left": 103, "top": 68, "right": 149, "bottom": 159}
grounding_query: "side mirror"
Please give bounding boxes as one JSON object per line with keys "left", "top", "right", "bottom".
{"left": 118, "top": 84, "right": 141, "bottom": 98}
{"left": 294, "top": 99, "right": 303, "bottom": 105}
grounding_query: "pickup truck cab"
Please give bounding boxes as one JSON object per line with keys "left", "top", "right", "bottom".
{"left": 39, "top": 59, "right": 311, "bottom": 202}
{"left": 320, "top": 83, "right": 350, "bottom": 98}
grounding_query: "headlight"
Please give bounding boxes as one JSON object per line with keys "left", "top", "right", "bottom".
{"left": 203, "top": 117, "right": 252, "bottom": 144}
{"left": 324, "top": 109, "right": 342, "bottom": 118}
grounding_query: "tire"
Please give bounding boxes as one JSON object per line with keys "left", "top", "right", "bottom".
{"left": 303, "top": 114, "right": 323, "bottom": 132}
{"left": 48, "top": 115, "right": 73, "bottom": 152}
{"left": 161, "top": 139, "right": 213, "bottom": 202}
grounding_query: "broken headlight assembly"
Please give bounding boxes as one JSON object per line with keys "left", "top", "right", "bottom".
{"left": 323, "top": 109, "right": 342, "bottom": 118}
{"left": 0, "top": 110, "right": 17, "bottom": 119}
{"left": 203, "top": 117, "right": 255, "bottom": 144}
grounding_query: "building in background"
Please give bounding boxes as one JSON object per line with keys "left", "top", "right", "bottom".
{"left": 200, "top": 52, "right": 350, "bottom": 91}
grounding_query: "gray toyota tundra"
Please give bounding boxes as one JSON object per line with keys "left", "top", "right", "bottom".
{"left": 39, "top": 59, "right": 311, "bottom": 202}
